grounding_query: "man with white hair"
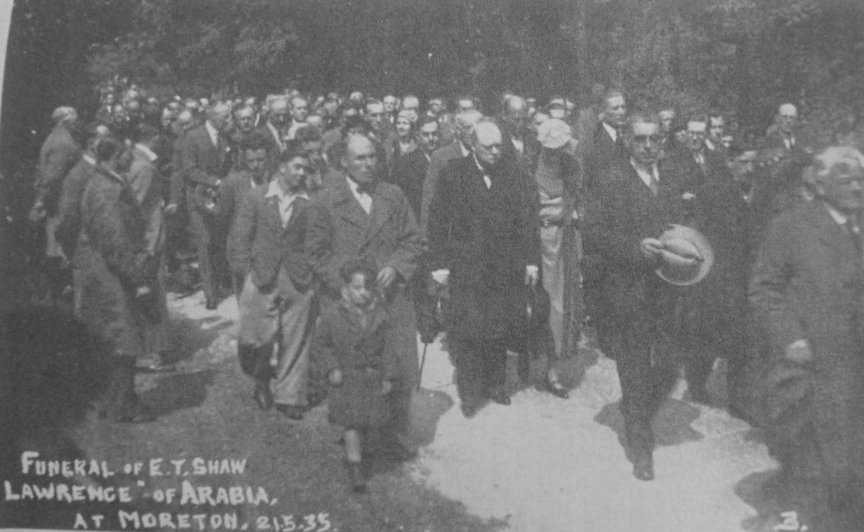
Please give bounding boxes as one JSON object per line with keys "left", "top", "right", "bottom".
{"left": 182, "top": 102, "right": 234, "bottom": 309}
{"left": 427, "top": 119, "right": 540, "bottom": 418}
{"left": 32, "top": 106, "right": 81, "bottom": 264}
{"left": 750, "top": 145, "right": 864, "bottom": 528}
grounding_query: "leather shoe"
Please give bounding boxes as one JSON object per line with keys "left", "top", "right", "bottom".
{"left": 347, "top": 462, "right": 367, "bottom": 494}
{"left": 632, "top": 450, "right": 654, "bottom": 481}
{"left": 544, "top": 378, "right": 570, "bottom": 399}
{"left": 253, "top": 384, "right": 273, "bottom": 411}
{"left": 461, "top": 403, "right": 478, "bottom": 418}
{"left": 488, "top": 390, "right": 511, "bottom": 406}
{"left": 275, "top": 404, "right": 304, "bottom": 420}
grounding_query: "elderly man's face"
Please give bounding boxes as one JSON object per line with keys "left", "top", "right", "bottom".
{"left": 603, "top": 95, "right": 627, "bottom": 128}
{"left": 270, "top": 102, "right": 289, "bottom": 127}
{"left": 821, "top": 161, "right": 864, "bottom": 213}
{"left": 778, "top": 105, "right": 798, "bottom": 135}
{"left": 686, "top": 121, "right": 708, "bottom": 152}
{"left": 343, "top": 135, "right": 378, "bottom": 186}
{"left": 236, "top": 109, "right": 255, "bottom": 133}
{"left": 627, "top": 121, "right": 662, "bottom": 167}
{"left": 473, "top": 124, "right": 503, "bottom": 167}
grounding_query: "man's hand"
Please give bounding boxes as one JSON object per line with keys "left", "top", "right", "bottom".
{"left": 329, "top": 369, "right": 343, "bottom": 386}
{"left": 785, "top": 339, "right": 814, "bottom": 364}
{"left": 164, "top": 203, "right": 179, "bottom": 215}
{"left": 377, "top": 266, "right": 397, "bottom": 289}
{"left": 431, "top": 269, "right": 450, "bottom": 286}
{"left": 639, "top": 238, "right": 664, "bottom": 261}
{"left": 381, "top": 380, "right": 394, "bottom": 395}
{"left": 525, "top": 265, "right": 539, "bottom": 287}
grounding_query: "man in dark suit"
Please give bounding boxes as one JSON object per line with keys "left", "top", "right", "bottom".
{"left": 182, "top": 102, "right": 233, "bottom": 309}
{"left": 419, "top": 110, "right": 482, "bottom": 235}
{"left": 750, "top": 146, "right": 864, "bottom": 527}
{"left": 582, "top": 112, "right": 688, "bottom": 481}
{"left": 581, "top": 89, "right": 629, "bottom": 192}
{"left": 230, "top": 145, "right": 315, "bottom": 419}
{"left": 307, "top": 133, "right": 423, "bottom": 457}
{"left": 671, "top": 116, "right": 751, "bottom": 411}
{"left": 427, "top": 119, "right": 541, "bottom": 418}
{"left": 501, "top": 95, "right": 541, "bottom": 178}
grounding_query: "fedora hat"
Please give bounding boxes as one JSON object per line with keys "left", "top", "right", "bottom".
{"left": 654, "top": 224, "right": 714, "bottom": 286}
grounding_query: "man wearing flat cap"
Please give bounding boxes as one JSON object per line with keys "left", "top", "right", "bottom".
{"left": 582, "top": 111, "right": 691, "bottom": 481}
{"left": 750, "top": 146, "right": 864, "bottom": 526}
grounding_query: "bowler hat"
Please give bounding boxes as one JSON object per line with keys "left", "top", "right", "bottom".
{"left": 654, "top": 224, "right": 714, "bottom": 286}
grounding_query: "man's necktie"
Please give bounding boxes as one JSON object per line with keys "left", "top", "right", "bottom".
{"left": 615, "top": 128, "right": 625, "bottom": 152}
{"left": 648, "top": 171, "right": 659, "bottom": 197}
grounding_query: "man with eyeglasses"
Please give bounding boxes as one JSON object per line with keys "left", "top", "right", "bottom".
{"left": 582, "top": 111, "right": 689, "bottom": 481}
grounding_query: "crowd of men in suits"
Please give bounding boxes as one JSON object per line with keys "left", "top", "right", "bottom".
{"left": 27, "top": 80, "right": 864, "bottom": 521}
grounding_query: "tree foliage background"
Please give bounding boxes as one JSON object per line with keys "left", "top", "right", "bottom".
{"left": 3, "top": 0, "right": 864, "bottom": 170}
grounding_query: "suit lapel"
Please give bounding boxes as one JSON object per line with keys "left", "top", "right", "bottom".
{"left": 332, "top": 176, "right": 371, "bottom": 231}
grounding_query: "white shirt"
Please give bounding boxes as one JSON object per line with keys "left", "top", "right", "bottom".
{"left": 346, "top": 176, "right": 373, "bottom": 214}
{"left": 286, "top": 120, "right": 306, "bottom": 140}
{"left": 265, "top": 180, "right": 308, "bottom": 227}
{"left": 602, "top": 122, "right": 618, "bottom": 143}
{"left": 205, "top": 121, "right": 219, "bottom": 147}
{"left": 267, "top": 122, "right": 285, "bottom": 151}
{"left": 512, "top": 137, "right": 524, "bottom": 157}
{"left": 783, "top": 135, "right": 796, "bottom": 150}
{"left": 630, "top": 158, "right": 659, "bottom": 190}
{"left": 459, "top": 142, "right": 471, "bottom": 157}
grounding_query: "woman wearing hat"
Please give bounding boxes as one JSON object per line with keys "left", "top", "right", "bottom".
{"left": 531, "top": 118, "right": 582, "bottom": 398}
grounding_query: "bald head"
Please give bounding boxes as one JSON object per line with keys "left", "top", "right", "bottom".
{"left": 505, "top": 95, "right": 528, "bottom": 116}
{"left": 342, "top": 133, "right": 378, "bottom": 185}
{"left": 454, "top": 109, "right": 483, "bottom": 146}
{"left": 778, "top": 103, "right": 798, "bottom": 135}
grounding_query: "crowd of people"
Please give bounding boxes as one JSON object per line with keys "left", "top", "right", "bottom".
{"left": 24, "top": 78, "right": 864, "bottom": 519}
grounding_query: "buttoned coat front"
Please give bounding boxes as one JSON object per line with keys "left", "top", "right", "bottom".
{"left": 427, "top": 155, "right": 541, "bottom": 341}
{"left": 306, "top": 174, "right": 423, "bottom": 386}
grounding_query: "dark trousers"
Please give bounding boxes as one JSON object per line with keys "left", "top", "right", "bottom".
{"left": 449, "top": 336, "right": 508, "bottom": 407}
{"left": 188, "top": 209, "right": 228, "bottom": 302}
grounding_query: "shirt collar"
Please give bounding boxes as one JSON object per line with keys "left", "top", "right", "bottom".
{"left": 265, "top": 179, "right": 308, "bottom": 201}
{"left": 704, "top": 139, "right": 717, "bottom": 151}
{"left": 205, "top": 121, "right": 219, "bottom": 142}
{"left": 460, "top": 142, "right": 471, "bottom": 157}
{"left": 134, "top": 143, "right": 158, "bottom": 162}
{"left": 602, "top": 121, "right": 618, "bottom": 141}
{"left": 825, "top": 203, "right": 850, "bottom": 226}
{"left": 630, "top": 158, "right": 658, "bottom": 178}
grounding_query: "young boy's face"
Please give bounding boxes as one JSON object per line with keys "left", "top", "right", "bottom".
{"left": 342, "top": 272, "right": 373, "bottom": 308}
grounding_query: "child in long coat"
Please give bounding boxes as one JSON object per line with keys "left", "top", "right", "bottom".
{"left": 311, "top": 259, "right": 400, "bottom": 492}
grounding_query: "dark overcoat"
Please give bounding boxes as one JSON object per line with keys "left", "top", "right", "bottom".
{"left": 181, "top": 124, "right": 232, "bottom": 213}
{"left": 749, "top": 200, "right": 864, "bottom": 479}
{"left": 427, "top": 155, "right": 541, "bottom": 341}
{"left": 77, "top": 168, "right": 153, "bottom": 357}
{"left": 306, "top": 175, "right": 423, "bottom": 387}
{"left": 312, "top": 302, "right": 400, "bottom": 428}
{"left": 581, "top": 158, "right": 687, "bottom": 326}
